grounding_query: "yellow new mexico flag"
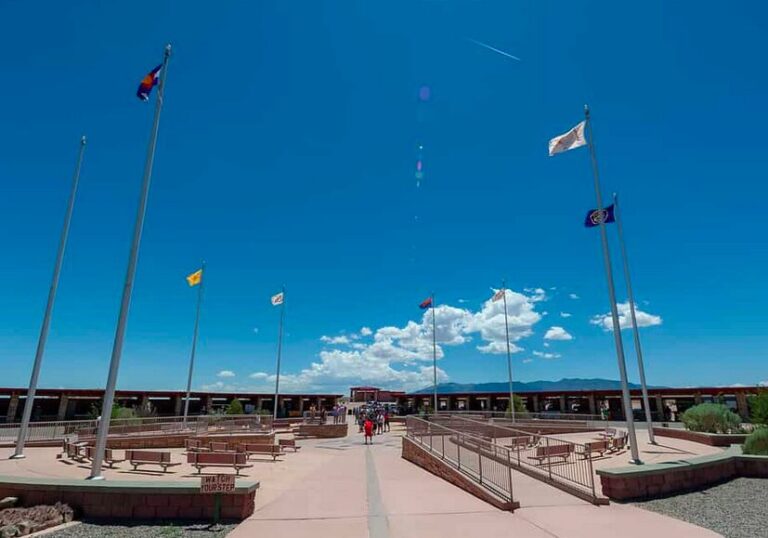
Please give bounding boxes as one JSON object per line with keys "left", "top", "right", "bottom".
{"left": 186, "top": 269, "right": 203, "bottom": 287}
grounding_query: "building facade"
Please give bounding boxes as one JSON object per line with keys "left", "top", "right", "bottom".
{"left": 0, "top": 387, "right": 342, "bottom": 423}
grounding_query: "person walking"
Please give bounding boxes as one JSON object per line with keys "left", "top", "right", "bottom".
{"left": 384, "top": 411, "right": 390, "bottom": 432}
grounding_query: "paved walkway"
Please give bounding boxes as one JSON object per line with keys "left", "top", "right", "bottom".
{"left": 230, "top": 427, "right": 721, "bottom": 538}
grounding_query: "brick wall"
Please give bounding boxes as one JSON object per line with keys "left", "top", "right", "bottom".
{"left": 296, "top": 424, "right": 347, "bottom": 438}
{"left": 654, "top": 427, "right": 748, "bottom": 447}
{"left": 598, "top": 449, "right": 768, "bottom": 501}
{"left": 401, "top": 437, "right": 518, "bottom": 511}
{"left": 0, "top": 479, "right": 258, "bottom": 521}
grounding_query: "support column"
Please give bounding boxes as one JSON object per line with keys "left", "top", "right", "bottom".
{"left": 654, "top": 395, "right": 664, "bottom": 421}
{"left": 6, "top": 395, "right": 20, "bottom": 423}
{"left": 532, "top": 394, "right": 540, "bottom": 412}
{"left": 299, "top": 398, "right": 305, "bottom": 413}
{"left": 257, "top": 397, "right": 263, "bottom": 411}
{"left": 140, "top": 394, "right": 150, "bottom": 413}
{"left": 736, "top": 393, "right": 750, "bottom": 421}
{"left": 694, "top": 392, "right": 703, "bottom": 405}
{"left": 204, "top": 395, "right": 213, "bottom": 414}
{"left": 588, "top": 394, "right": 597, "bottom": 416}
{"left": 559, "top": 395, "right": 567, "bottom": 413}
{"left": 173, "top": 395, "right": 183, "bottom": 416}
{"left": 56, "top": 394, "right": 70, "bottom": 421}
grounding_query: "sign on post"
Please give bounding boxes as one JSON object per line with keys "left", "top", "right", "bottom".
{"left": 200, "top": 474, "right": 235, "bottom": 494}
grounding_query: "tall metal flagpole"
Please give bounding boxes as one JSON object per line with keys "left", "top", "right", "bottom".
{"left": 273, "top": 286, "right": 285, "bottom": 421}
{"left": 584, "top": 105, "right": 641, "bottom": 464}
{"left": 12, "top": 136, "right": 87, "bottom": 459}
{"left": 613, "top": 193, "right": 656, "bottom": 444}
{"left": 501, "top": 281, "right": 515, "bottom": 422}
{"left": 88, "top": 45, "right": 172, "bottom": 480}
{"left": 183, "top": 261, "right": 205, "bottom": 426}
{"left": 431, "top": 293, "right": 438, "bottom": 413}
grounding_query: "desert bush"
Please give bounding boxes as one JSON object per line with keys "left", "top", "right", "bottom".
{"left": 681, "top": 403, "right": 742, "bottom": 434}
{"left": 226, "top": 398, "right": 244, "bottom": 415}
{"left": 748, "top": 390, "right": 768, "bottom": 426}
{"left": 743, "top": 427, "right": 768, "bottom": 455}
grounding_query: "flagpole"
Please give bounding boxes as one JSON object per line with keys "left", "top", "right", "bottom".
{"left": 12, "top": 136, "right": 87, "bottom": 459}
{"left": 501, "top": 281, "right": 515, "bottom": 422}
{"left": 88, "top": 44, "right": 172, "bottom": 480}
{"left": 183, "top": 261, "right": 205, "bottom": 426}
{"left": 584, "top": 105, "right": 641, "bottom": 464}
{"left": 431, "top": 293, "right": 438, "bottom": 413}
{"left": 273, "top": 286, "right": 285, "bottom": 421}
{"left": 613, "top": 193, "right": 656, "bottom": 444}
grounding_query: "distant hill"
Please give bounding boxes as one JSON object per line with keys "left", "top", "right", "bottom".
{"left": 412, "top": 378, "right": 661, "bottom": 394}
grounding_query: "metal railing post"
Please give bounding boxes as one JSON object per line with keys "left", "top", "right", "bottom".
{"left": 507, "top": 448, "right": 514, "bottom": 503}
{"left": 457, "top": 434, "right": 462, "bottom": 471}
{"left": 587, "top": 449, "right": 597, "bottom": 500}
{"left": 478, "top": 448, "right": 483, "bottom": 485}
{"left": 546, "top": 437, "right": 552, "bottom": 481}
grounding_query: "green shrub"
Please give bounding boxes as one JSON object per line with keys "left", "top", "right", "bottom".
{"left": 748, "top": 390, "right": 768, "bottom": 426}
{"left": 743, "top": 427, "right": 768, "bottom": 455}
{"left": 681, "top": 403, "right": 742, "bottom": 434}
{"left": 226, "top": 398, "right": 244, "bottom": 415}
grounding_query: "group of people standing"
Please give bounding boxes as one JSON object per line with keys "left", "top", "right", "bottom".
{"left": 355, "top": 406, "right": 391, "bottom": 444}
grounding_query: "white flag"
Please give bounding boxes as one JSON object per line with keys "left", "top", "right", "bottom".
{"left": 271, "top": 292, "right": 284, "bottom": 306}
{"left": 548, "top": 121, "right": 586, "bottom": 156}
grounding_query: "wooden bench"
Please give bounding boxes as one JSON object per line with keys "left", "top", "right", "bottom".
{"left": 84, "top": 446, "right": 124, "bottom": 468}
{"left": 185, "top": 439, "right": 204, "bottom": 452}
{"left": 609, "top": 434, "right": 628, "bottom": 453}
{"left": 209, "top": 441, "right": 230, "bottom": 452}
{"left": 241, "top": 443, "right": 285, "bottom": 462}
{"left": 597, "top": 428, "right": 617, "bottom": 439}
{"left": 278, "top": 438, "right": 300, "bottom": 452}
{"left": 508, "top": 436, "right": 534, "bottom": 450}
{"left": 579, "top": 440, "right": 609, "bottom": 459}
{"left": 528, "top": 443, "right": 574, "bottom": 463}
{"left": 63, "top": 441, "right": 88, "bottom": 462}
{"left": 187, "top": 451, "right": 253, "bottom": 475}
{"left": 125, "top": 450, "right": 181, "bottom": 472}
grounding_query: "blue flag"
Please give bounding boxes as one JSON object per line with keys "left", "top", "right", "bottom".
{"left": 584, "top": 205, "right": 615, "bottom": 227}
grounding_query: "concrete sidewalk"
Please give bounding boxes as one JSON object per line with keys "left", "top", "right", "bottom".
{"left": 230, "top": 430, "right": 721, "bottom": 538}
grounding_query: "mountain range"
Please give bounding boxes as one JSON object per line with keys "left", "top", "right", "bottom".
{"left": 412, "top": 378, "right": 662, "bottom": 394}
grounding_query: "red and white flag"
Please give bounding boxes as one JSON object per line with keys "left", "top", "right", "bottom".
{"left": 271, "top": 292, "right": 284, "bottom": 306}
{"left": 492, "top": 289, "right": 505, "bottom": 302}
{"left": 548, "top": 121, "right": 586, "bottom": 156}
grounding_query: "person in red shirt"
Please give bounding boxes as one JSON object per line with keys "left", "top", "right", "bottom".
{"left": 363, "top": 416, "right": 374, "bottom": 444}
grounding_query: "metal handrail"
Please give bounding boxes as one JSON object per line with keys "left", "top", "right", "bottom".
{"left": 0, "top": 414, "right": 273, "bottom": 443}
{"left": 434, "top": 410, "right": 605, "bottom": 422}
{"left": 405, "top": 416, "right": 515, "bottom": 504}
{"left": 435, "top": 415, "right": 602, "bottom": 503}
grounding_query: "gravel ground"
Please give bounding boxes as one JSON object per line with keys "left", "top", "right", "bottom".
{"left": 47, "top": 520, "right": 237, "bottom": 537}
{"left": 633, "top": 478, "right": 768, "bottom": 538}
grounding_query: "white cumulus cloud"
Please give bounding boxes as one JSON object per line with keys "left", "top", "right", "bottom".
{"left": 216, "top": 370, "right": 235, "bottom": 378}
{"left": 544, "top": 326, "right": 573, "bottom": 341}
{"left": 560, "top": 312, "right": 572, "bottom": 318}
{"left": 569, "top": 293, "right": 579, "bottom": 300}
{"left": 231, "top": 286, "right": 546, "bottom": 392}
{"left": 533, "top": 350, "right": 561, "bottom": 359}
{"left": 320, "top": 335, "right": 351, "bottom": 345}
{"left": 590, "top": 302, "right": 662, "bottom": 331}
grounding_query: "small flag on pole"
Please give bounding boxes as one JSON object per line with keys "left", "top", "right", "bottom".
{"left": 492, "top": 289, "right": 505, "bottom": 302}
{"left": 419, "top": 297, "right": 433, "bottom": 309}
{"left": 271, "top": 292, "right": 284, "bottom": 306}
{"left": 548, "top": 121, "right": 586, "bottom": 156}
{"left": 584, "top": 204, "right": 615, "bottom": 227}
{"left": 136, "top": 64, "right": 162, "bottom": 101}
{"left": 186, "top": 269, "right": 203, "bottom": 287}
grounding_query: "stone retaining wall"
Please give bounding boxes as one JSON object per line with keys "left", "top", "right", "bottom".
{"left": 74, "top": 432, "right": 274, "bottom": 450}
{"left": 401, "top": 437, "right": 518, "bottom": 511}
{"left": 653, "top": 427, "right": 748, "bottom": 447}
{"left": 0, "top": 476, "right": 258, "bottom": 521}
{"left": 597, "top": 446, "right": 768, "bottom": 501}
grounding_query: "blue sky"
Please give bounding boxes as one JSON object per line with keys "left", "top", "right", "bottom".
{"left": 1, "top": 1, "right": 766, "bottom": 394}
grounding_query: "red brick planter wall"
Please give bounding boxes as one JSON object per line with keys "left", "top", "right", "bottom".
{"left": 654, "top": 427, "right": 748, "bottom": 447}
{"left": 296, "top": 424, "right": 347, "bottom": 438}
{"left": 0, "top": 478, "right": 258, "bottom": 521}
{"left": 597, "top": 448, "right": 768, "bottom": 501}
